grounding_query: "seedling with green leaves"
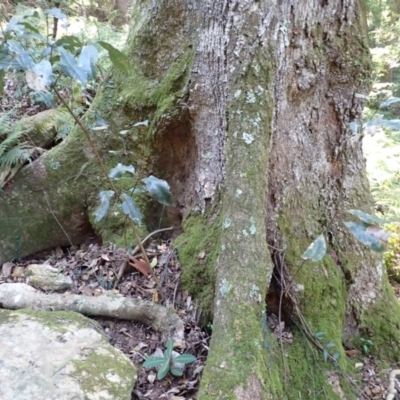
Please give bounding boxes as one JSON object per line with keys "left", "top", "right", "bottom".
{"left": 315, "top": 332, "right": 340, "bottom": 364}
{"left": 0, "top": 4, "right": 129, "bottom": 173}
{"left": 142, "top": 340, "right": 197, "bottom": 380}
{"left": 285, "top": 209, "right": 391, "bottom": 295}
{"left": 94, "top": 163, "right": 174, "bottom": 227}
{"left": 360, "top": 338, "right": 374, "bottom": 354}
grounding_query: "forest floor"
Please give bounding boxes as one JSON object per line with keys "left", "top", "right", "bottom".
{"left": 1, "top": 238, "right": 399, "bottom": 400}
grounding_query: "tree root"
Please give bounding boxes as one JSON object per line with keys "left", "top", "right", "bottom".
{"left": 386, "top": 369, "right": 400, "bottom": 400}
{"left": 0, "top": 283, "right": 184, "bottom": 343}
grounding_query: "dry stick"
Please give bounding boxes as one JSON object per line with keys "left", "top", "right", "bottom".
{"left": 131, "top": 226, "right": 173, "bottom": 256}
{"left": 52, "top": 86, "right": 152, "bottom": 271}
{"left": 284, "top": 259, "right": 306, "bottom": 297}
{"left": 113, "top": 226, "right": 174, "bottom": 288}
{"left": 43, "top": 190, "right": 74, "bottom": 247}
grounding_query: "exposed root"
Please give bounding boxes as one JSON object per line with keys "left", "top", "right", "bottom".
{"left": 0, "top": 283, "right": 184, "bottom": 343}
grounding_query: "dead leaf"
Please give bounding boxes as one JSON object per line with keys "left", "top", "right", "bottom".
{"left": 345, "top": 349, "right": 361, "bottom": 357}
{"left": 26, "top": 70, "right": 47, "bottom": 91}
{"left": 12, "top": 266, "right": 25, "bottom": 278}
{"left": 101, "top": 254, "right": 110, "bottom": 262}
{"left": 93, "top": 288, "right": 104, "bottom": 296}
{"left": 54, "top": 246, "right": 63, "bottom": 258}
{"left": 2, "top": 262, "right": 14, "bottom": 278}
{"left": 80, "top": 285, "right": 93, "bottom": 296}
{"left": 152, "top": 291, "right": 159, "bottom": 303}
{"left": 150, "top": 257, "right": 157, "bottom": 268}
{"left": 129, "top": 256, "right": 151, "bottom": 278}
{"left": 147, "top": 371, "right": 156, "bottom": 384}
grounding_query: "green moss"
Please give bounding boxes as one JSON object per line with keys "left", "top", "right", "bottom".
{"left": 357, "top": 274, "right": 400, "bottom": 360}
{"left": 72, "top": 348, "right": 135, "bottom": 399}
{"left": 174, "top": 212, "right": 223, "bottom": 324}
{"left": 0, "top": 309, "right": 100, "bottom": 334}
{"left": 283, "top": 335, "right": 356, "bottom": 400}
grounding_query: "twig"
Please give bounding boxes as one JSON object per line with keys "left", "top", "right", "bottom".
{"left": 131, "top": 226, "right": 174, "bottom": 256}
{"left": 43, "top": 190, "right": 73, "bottom": 246}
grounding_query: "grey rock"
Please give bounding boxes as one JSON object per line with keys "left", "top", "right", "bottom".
{"left": 0, "top": 309, "right": 137, "bottom": 400}
{"left": 26, "top": 263, "right": 72, "bottom": 291}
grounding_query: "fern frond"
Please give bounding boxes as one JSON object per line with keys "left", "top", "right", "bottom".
{"left": 0, "top": 128, "right": 28, "bottom": 158}
{"left": 0, "top": 144, "right": 32, "bottom": 170}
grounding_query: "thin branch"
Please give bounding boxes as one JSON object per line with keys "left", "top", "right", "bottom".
{"left": 43, "top": 190, "right": 73, "bottom": 246}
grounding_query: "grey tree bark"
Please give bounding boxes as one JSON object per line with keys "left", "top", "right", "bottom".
{"left": 2, "top": 0, "right": 400, "bottom": 398}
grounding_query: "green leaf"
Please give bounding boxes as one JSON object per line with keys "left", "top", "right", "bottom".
{"left": 55, "top": 36, "right": 83, "bottom": 53}
{"left": 325, "top": 343, "right": 335, "bottom": 349}
{"left": 94, "top": 190, "right": 114, "bottom": 223}
{"left": 45, "top": 7, "right": 67, "bottom": 20}
{"left": 108, "top": 163, "right": 135, "bottom": 179}
{"left": 332, "top": 352, "right": 340, "bottom": 361}
{"left": 18, "top": 22, "right": 40, "bottom": 34}
{"left": 315, "top": 331, "right": 325, "bottom": 339}
{"left": 120, "top": 193, "right": 142, "bottom": 224}
{"left": 323, "top": 349, "right": 329, "bottom": 362}
{"left": 97, "top": 41, "right": 129, "bottom": 72}
{"left": 59, "top": 47, "right": 87, "bottom": 86}
{"left": 170, "top": 367, "right": 183, "bottom": 376}
{"left": 8, "top": 41, "right": 34, "bottom": 70}
{"left": 347, "top": 209, "right": 387, "bottom": 225}
{"left": 157, "top": 361, "right": 170, "bottom": 380}
{"left": 344, "top": 221, "right": 386, "bottom": 252}
{"left": 164, "top": 340, "right": 173, "bottom": 360}
{"left": 380, "top": 119, "right": 400, "bottom": 131}
{"left": 380, "top": 97, "right": 400, "bottom": 108}
{"left": 79, "top": 45, "right": 99, "bottom": 80}
{"left": 142, "top": 175, "right": 174, "bottom": 206}
{"left": 173, "top": 354, "right": 197, "bottom": 364}
{"left": 301, "top": 234, "right": 326, "bottom": 261}
{"left": 142, "top": 357, "right": 166, "bottom": 368}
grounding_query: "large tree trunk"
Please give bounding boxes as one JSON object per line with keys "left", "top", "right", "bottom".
{"left": 2, "top": 0, "right": 400, "bottom": 398}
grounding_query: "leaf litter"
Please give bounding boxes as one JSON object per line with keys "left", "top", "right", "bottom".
{"left": 0, "top": 239, "right": 209, "bottom": 400}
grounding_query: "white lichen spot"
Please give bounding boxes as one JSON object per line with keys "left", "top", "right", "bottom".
{"left": 249, "top": 224, "right": 256, "bottom": 235}
{"left": 376, "top": 263, "right": 383, "bottom": 278}
{"left": 249, "top": 284, "right": 261, "bottom": 302}
{"left": 239, "top": 172, "right": 247, "bottom": 178}
{"left": 219, "top": 278, "right": 232, "bottom": 297}
{"left": 233, "top": 131, "right": 238, "bottom": 138}
{"left": 243, "top": 132, "right": 255, "bottom": 144}
{"left": 253, "top": 64, "right": 260, "bottom": 73}
{"left": 245, "top": 91, "right": 256, "bottom": 104}
{"left": 293, "top": 283, "right": 304, "bottom": 292}
{"left": 234, "top": 89, "right": 242, "bottom": 98}
{"left": 223, "top": 218, "right": 232, "bottom": 229}
{"left": 242, "top": 229, "right": 248, "bottom": 237}
{"left": 50, "top": 161, "right": 60, "bottom": 170}
{"left": 256, "top": 85, "right": 264, "bottom": 94}
{"left": 254, "top": 338, "right": 261, "bottom": 349}
{"left": 235, "top": 189, "right": 243, "bottom": 197}
{"left": 221, "top": 244, "right": 226, "bottom": 251}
